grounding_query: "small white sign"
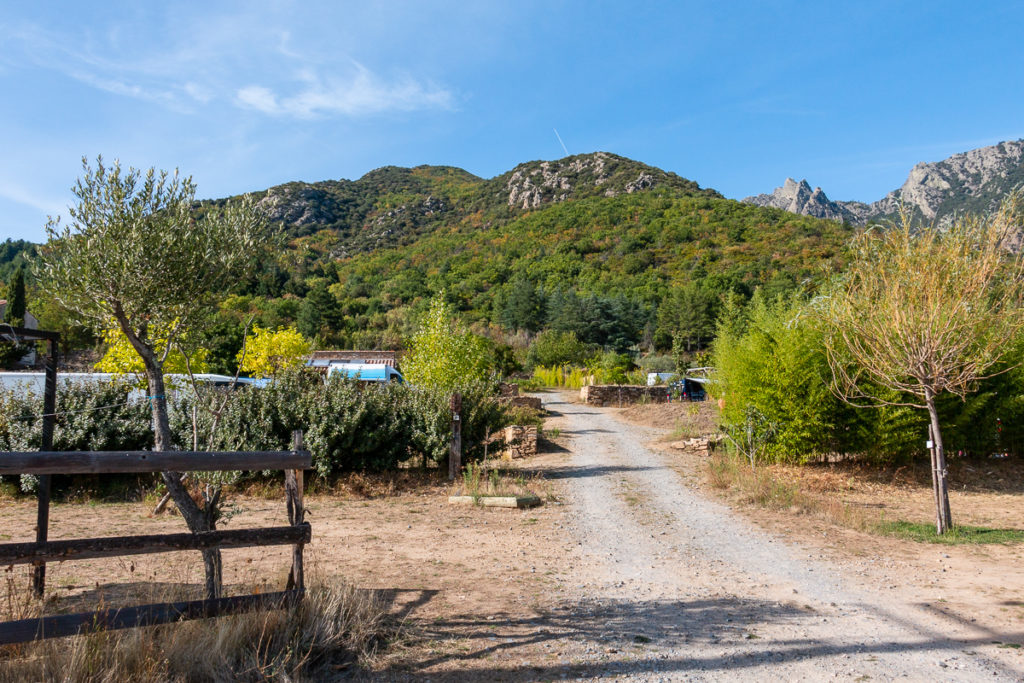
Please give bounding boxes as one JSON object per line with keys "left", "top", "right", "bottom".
{"left": 926, "top": 440, "right": 934, "bottom": 449}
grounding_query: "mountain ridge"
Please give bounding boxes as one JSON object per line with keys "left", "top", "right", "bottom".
{"left": 743, "top": 139, "right": 1024, "bottom": 224}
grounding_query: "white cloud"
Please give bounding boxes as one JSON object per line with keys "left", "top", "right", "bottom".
{"left": 0, "top": 181, "right": 67, "bottom": 218}
{"left": 236, "top": 63, "right": 453, "bottom": 119}
{"left": 3, "top": 19, "right": 454, "bottom": 119}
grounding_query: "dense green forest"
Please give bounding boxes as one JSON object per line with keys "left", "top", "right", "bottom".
{"left": 5, "top": 152, "right": 854, "bottom": 366}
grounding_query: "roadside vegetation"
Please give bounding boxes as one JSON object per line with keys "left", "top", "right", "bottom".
{"left": 0, "top": 581, "right": 390, "bottom": 682}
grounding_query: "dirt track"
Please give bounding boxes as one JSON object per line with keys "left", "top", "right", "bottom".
{"left": 4, "top": 392, "right": 1024, "bottom": 680}
{"left": 509, "top": 393, "right": 1024, "bottom": 681}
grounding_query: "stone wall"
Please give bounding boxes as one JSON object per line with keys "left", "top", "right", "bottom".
{"left": 506, "top": 395, "right": 543, "bottom": 411}
{"left": 498, "top": 382, "right": 520, "bottom": 397}
{"left": 579, "top": 384, "right": 670, "bottom": 406}
{"left": 502, "top": 425, "right": 538, "bottom": 458}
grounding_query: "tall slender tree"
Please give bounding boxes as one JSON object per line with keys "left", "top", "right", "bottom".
{"left": 4, "top": 264, "right": 26, "bottom": 327}
{"left": 823, "top": 194, "right": 1024, "bottom": 534}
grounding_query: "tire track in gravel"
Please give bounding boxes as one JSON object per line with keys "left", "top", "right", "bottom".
{"left": 547, "top": 394, "right": 1022, "bottom": 681}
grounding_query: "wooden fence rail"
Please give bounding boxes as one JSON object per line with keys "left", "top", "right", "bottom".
{"left": 0, "top": 450, "right": 310, "bottom": 475}
{"left": 0, "top": 430, "right": 311, "bottom": 645}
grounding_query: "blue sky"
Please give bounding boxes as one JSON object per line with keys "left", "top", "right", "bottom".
{"left": 1, "top": 1, "right": 1022, "bottom": 241}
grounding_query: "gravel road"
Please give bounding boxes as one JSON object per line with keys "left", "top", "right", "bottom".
{"left": 541, "top": 393, "right": 1021, "bottom": 681}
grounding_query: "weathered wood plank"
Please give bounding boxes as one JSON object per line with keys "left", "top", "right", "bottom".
{"left": 32, "top": 337, "right": 58, "bottom": 597}
{"left": 285, "top": 431, "right": 306, "bottom": 593}
{"left": 0, "top": 590, "right": 301, "bottom": 645}
{"left": 0, "top": 525, "right": 311, "bottom": 565}
{"left": 0, "top": 450, "right": 311, "bottom": 475}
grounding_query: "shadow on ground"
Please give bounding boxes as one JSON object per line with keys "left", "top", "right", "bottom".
{"left": 375, "top": 593, "right": 1023, "bottom": 681}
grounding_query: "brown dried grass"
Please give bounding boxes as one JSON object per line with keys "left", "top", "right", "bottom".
{"left": 0, "top": 580, "right": 391, "bottom": 682}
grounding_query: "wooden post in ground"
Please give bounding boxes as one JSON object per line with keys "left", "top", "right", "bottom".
{"left": 285, "top": 430, "right": 306, "bottom": 593}
{"left": 33, "top": 337, "right": 58, "bottom": 598}
{"left": 449, "top": 393, "right": 462, "bottom": 481}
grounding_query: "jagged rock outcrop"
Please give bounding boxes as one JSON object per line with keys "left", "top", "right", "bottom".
{"left": 744, "top": 178, "right": 859, "bottom": 223}
{"left": 874, "top": 140, "right": 1024, "bottom": 221}
{"left": 745, "top": 139, "right": 1024, "bottom": 225}
{"left": 499, "top": 152, "right": 718, "bottom": 210}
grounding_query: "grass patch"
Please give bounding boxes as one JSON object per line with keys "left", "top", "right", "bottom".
{"left": 875, "top": 521, "right": 1024, "bottom": 545}
{"left": 705, "top": 450, "right": 868, "bottom": 529}
{"left": 452, "top": 462, "right": 541, "bottom": 502}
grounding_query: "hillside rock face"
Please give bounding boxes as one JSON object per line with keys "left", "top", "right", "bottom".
{"left": 499, "top": 152, "right": 718, "bottom": 210}
{"left": 745, "top": 139, "right": 1024, "bottom": 225}
{"left": 874, "top": 139, "right": 1024, "bottom": 220}
{"left": 744, "top": 178, "right": 860, "bottom": 222}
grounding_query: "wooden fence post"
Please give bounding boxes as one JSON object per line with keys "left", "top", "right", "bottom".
{"left": 33, "top": 337, "right": 58, "bottom": 598}
{"left": 449, "top": 393, "right": 462, "bottom": 481}
{"left": 285, "top": 430, "right": 306, "bottom": 593}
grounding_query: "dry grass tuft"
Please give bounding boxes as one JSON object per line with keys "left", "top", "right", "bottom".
{"left": 706, "top": 451, "right": 869, "bottom": 531}
{"left": 0, "top": 582, "right": 391, "bottom": 682}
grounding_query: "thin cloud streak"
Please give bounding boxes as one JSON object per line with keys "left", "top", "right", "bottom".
{"left": 2, "top": 20, "right": 454, "bottom": 119}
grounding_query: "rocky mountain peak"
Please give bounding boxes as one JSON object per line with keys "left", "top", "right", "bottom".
{"left": 745, "top": 139, "right": 1024, "bottom": 225}
{"left": 743, "top": 178, "right": 855, "bottom": 222}
{"left": 499, "top": 152, "right": 718, "bottom": 210}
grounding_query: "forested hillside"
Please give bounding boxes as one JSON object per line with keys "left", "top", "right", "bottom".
{"left": 11, "top": 152, "right": 853, "bottom": 364}
{"left": 213, "top": 153, "right": 851, "bottom": 354}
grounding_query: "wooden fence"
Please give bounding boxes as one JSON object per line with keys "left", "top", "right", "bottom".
{"left": 0, "top": 432, "right": 311, "bottom": 645}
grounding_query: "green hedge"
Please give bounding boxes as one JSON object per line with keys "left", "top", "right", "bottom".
{"left": 0, "top": 371, "right": 510, "bottom": 491}
{"left": 712, "top": 293, "right": 1024, "bottom": 464}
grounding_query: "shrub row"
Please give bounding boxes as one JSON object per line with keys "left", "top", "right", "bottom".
{"left": 0, "top": 370, "right": 510, "bottom": 490}
{"left": 712, "top": 293, "right": 1024, "bottom": 465}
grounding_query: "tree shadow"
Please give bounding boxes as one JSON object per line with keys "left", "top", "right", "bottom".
{"left": 379, "top": 595, "right": 1024, "bottom": 681}
{"left": 528, "top": 464, "right": 662, "bottom": 480}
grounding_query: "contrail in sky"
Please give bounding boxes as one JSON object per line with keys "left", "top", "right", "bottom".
{"left": 553, "top": 128, "right": 569, "bottom": 156}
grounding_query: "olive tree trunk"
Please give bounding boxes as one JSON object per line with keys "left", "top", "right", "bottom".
{"left": 128, "top": 327, "right": 223, "bottom": 599}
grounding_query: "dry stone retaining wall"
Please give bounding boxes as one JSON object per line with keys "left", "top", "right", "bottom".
{"left": 502, "top": 425, "right": 538, "bottom": 458}
{"left": 580, "top": 384, "right": 670, "bottom": 406}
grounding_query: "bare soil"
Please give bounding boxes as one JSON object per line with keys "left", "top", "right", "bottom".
{"left": 2, "top": 393, "right": 1024, "bottom": 680}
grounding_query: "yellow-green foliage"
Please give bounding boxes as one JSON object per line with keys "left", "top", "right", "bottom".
{"left": 238, "top": 325, "right": 311, "bottom": 378}
{"left": 402, "top": 293, "right": 491, "bottom": 390}
{"left": 532, "top": 365, "right": 647, "bottom": 389}
{"left": 533, "top": 365, "right": 589, "bottom": 389}
{"left": 95, "top": 326, "right": 208, "bottom": 376}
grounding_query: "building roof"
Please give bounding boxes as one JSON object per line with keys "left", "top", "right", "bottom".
{"left": 308, "top": 350, "right": 399, "bottom": 368}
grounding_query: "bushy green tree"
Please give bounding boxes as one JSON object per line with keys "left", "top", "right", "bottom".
{"left": 658, "top": 281, "right": 718, "bottom": 351}
{"left": 525, "top": 330, "right": 589, "bottom": 369}
{"left": 4, "top": 265, "right": 26, "bottom": 327}
{"left": 402, "top": 293, "right": 491, "bottom": 391}
{"left": 498, "top": 276, "right": 545, "bottom": 333}
{"left": 37, "top": 156, "right": 268, "bottom": 597}
{"left": 238, "top": 326, "right": 311, "bottom": 378}
{"left": 298, "top": 280, "right": 344, "bottom": 341}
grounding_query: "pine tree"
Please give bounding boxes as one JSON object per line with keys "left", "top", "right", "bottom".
{"left": 5, "top": 265, "right": 26, "bottom": 327}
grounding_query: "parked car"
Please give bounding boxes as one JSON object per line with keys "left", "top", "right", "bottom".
{"left": 669, "top": 377, "right": 707, "bottom": 402}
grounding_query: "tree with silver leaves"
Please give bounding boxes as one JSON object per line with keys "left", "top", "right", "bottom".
{"left": 37, "top": 156, "right": 267, "bottom": 596}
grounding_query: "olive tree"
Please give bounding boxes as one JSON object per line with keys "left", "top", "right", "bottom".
{"left": 37, "top": 156, "right": 267, "bottom": 595}
{"left": 823, "top": 193, "right": 1024, "bottom": 534}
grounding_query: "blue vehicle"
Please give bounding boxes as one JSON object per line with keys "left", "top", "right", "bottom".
{"left": 669, "top": 377, "right": 707, "bottom": 401}
{"left": 326, "top": 363, "right": 404, "bottom": 383}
